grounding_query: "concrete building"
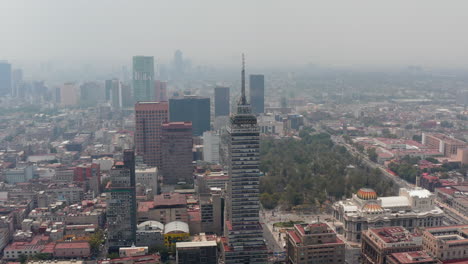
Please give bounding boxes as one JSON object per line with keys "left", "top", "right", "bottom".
{"left": 421, "top": 225, "right": 468, "bottom": 262}
{"left": 202, "top": 131, "right": 220, "bottom": 164}
{"left": 199, "top": 192, "right": 222, "bottom": 235}
{"left": 176, "top": 241, "right": 218, "bottom": 264}
{"left": 135, "top": 166, "right": 158, "bottom": 195}
{"left": 221, "top": 57, "right": 267, "bottom": 264}
{"left": 214, "top": 86, "right": 230, "bottom": 117}
{"left": 133, "top": 56, "right": 155, "bottom": 102}
{"left": 74, "top": 163, "right": 101, "bottom": 195}
{"left": 135, "top": 102, "right": 169, "bottom": 167}
{"left": 435, "top": 185, "right": 468, "bottom": 217}
{"left": 386, "top": 251, "right": 440, "bottom": 264}
{"left": 54, "top": 242, "right": 91, "bottom": 258}
{"left": 106, "top": 150, "right": 137, "bottom": 251}
{"left": 169, "top": 96, "right": 210, "bottom": 136}
{"left": 286, "top": 222, "right": 345, "bottom": 264}
{"left": 161, "top": 122, "right": 193, "bottom": 184}
{"left": 0, "top": 61, "right": 12, "bottom": 96}
{"left": 361, "top": 227, "right": 422, "bottom": 264}
{"left": 333, "top": 187, "right": 444, "bottom": 242}
{"left": 422, "top": 133, "right": 467, "bottom": 157}
{"left": 137, "top": 193, "right": 188, "bottom": 224}
{"left": 136, "top": 221, "right": 164, "bottom": 247}
{"left": 249, "top": 74, "right": 264, "bottom": 114}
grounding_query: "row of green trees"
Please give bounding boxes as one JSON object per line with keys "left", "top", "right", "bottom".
{"left": 260, "top": 132, "right": 395, "bottom": 210}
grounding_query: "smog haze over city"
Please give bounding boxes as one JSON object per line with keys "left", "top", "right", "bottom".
{"left": 1, "top": 1, "right": 468, "bottom": 264}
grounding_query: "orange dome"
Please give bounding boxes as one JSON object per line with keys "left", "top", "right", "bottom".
{"left": 357, "top": 188, "right": 378, "bottom": 200}
{"left": 362, "top": 203, "right": 384, "bottom": 213}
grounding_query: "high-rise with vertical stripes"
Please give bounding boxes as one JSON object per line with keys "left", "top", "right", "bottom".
{"left": 221, "top": 56, "right": 267, "bottom": 264}
{"left": 133, "top": 56, "right": 155, "bottom": 102}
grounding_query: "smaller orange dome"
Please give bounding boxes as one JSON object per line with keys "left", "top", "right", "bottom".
{"left": 362, "top": 203, "right": 384, "bottom": 213}
{"left": 357, "top": 188, "right": 378, "bottom": 200}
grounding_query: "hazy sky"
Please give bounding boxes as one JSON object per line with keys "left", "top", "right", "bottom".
{"left": 1, "top": 0, "right": 468, "bottom": 68}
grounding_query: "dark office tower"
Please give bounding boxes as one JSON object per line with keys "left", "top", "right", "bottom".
{"left": 135, "top": 102, "right": 169, "bottom": 167}
{"left": 161, "top": 122, "right": 193, "bottom": 184}
{"left": 214, "top": 86, "right": 230, "bottom": 117}
{"left": 0, "top": 61, "right": 12, "bottom": 96}
{"left": 80, "top": 82, "right": 103, "bottom": 107}
{"left": 154, "top": 80, "right": 168, "bottom": 102}
{"left": 169, "top": 96, "right": 210, "bottom": 136}
{"left": 106, "top": 150, "right": 137, "bottom": 252}
{"left": 249, "top": 74, "right": 264, "bottom": 114}
{"left": 133, "top": 56, "right": 155, "bottom": 102}
{"left": 221, "top": 56, "right": 267, "bottom": 264}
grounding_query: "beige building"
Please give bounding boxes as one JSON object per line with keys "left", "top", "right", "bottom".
{"left": 286, "top": 222, "right": 345, "bottom": 264}
{"left": 421, "top": 225, "right": 468, "bottom": 262}
{"left": 361, "top": 227, "right": 422, "bottom": 264}
{"left": 137, "top": 193, "right": 188, "bottom": 224}
{"left": 60, "top": 83, "right": 79, "bottom": 106}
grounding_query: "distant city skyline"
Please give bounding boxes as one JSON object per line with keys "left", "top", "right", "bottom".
{"left": 2, "top": 1, "right": 468, "bottom": 69}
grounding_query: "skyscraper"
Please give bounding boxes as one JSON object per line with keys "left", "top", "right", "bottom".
{"left": 214, "top": 86, "right": 230, "bottom": 117}
{"left": 154, "top": 80, "right": 168, "bottom": 102}
{"left": 169, "top": 96, "right": 210, "bottom": 136}
{"left": 135, "top": 102, "right": 169, "bottom": 167}
{"left": 105, "top": 79, "right": 122, "bottom": 109}
{"left": 249, "top": 74, "right": 265, "bottom": 114}
{"left": 222, "top": 56, "right": 267, "bottom": 264}
{"left": 133, "top": 56, "right": 155, "bottom": 102}
{"left": 161, "top": 122, "right": 193, "bottom": 184}
{"left": 60, "top": 82, "right": 79, "bottom": 106}
{"left": 0, "top": 61, "right": 12, "bottom": 96}
{"left": 107, "top": 150, "right": 137, "bottom": 251}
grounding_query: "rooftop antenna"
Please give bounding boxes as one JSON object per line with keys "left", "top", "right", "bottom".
{"left": 240, "top": 53, "right": 247, "bottom": 105}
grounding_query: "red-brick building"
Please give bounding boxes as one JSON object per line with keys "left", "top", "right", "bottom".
{"left": 54, "top": 242, "right": 91, "bottom": 258}
{"left": 161, "top": 122, "right": 193, "bottom": 184}
{"left": 135, "top": 102, "right": 169, "bottom": 167}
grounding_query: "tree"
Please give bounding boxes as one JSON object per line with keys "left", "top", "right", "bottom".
{"left": 440, "top": 121, "right": 453, "bottom": 128}
{"left": 367, "top": 148, "right": 378, "bottom": 162}
{"left": 89, "top": 229, "right": 104, "bottom": 256}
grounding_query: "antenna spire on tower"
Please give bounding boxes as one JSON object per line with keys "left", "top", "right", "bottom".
{"left": 241, "top": 53, "right": 246, "bottom": 105}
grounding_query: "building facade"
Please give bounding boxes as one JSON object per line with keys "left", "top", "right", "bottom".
{"left": 286, "top": 223, "right": 345, "bottom": 264}
{"left": 202, "top": 131, "right": 220, "bottom": 164}
{"left": 106, "top": 150, "right": 137, "bottom": 251}
{"left": 361, "top": 227, "right": 422, "bottom": 264}
{"left": 161, "top": 122, "right": 193, "bottom": 184}
{"left": 133, "top": 56, "right": 155, "bottom": 102}
{"left": 214, "top": 86, "right": 230, "bottom": 117}
{"left": 221, "top": 57, "right": 267, "bottom": 264}
{"left": 421, "top": 225, "right": 468, "bottom": 262}
{"left": 333, "top": 187, "right": 444, "bottom": 242}
{"left": 249, "top": 74, "right": 264, "bottom": 114}
{"left": 176, "top": 241, "right": 218, "bottom": 264}
{"left": 135, "top": 102, "right": 169, "bottom": 167}
{"left": 169, "top": 96, "right": 210, "bottom": 136}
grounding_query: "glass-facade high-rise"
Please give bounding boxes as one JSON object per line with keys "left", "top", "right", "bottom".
{"left": 215, "top": 86, "right": 230, "bottom": 117}
{"left": 249, "top": 74, "right": 264, "bottom": 114}
{"left": 133, "top": 56, "right": 155, "bottom": 102}
{"left": 222, "top": 57, "right": 267, "bottom": 264}
{"left": 169, "top": 96, "right": 210, "bottom": 136}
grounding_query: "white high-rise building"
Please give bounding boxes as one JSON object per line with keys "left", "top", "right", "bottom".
{"left": 203, "top": 131, "right": 220, "bottom": 164}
